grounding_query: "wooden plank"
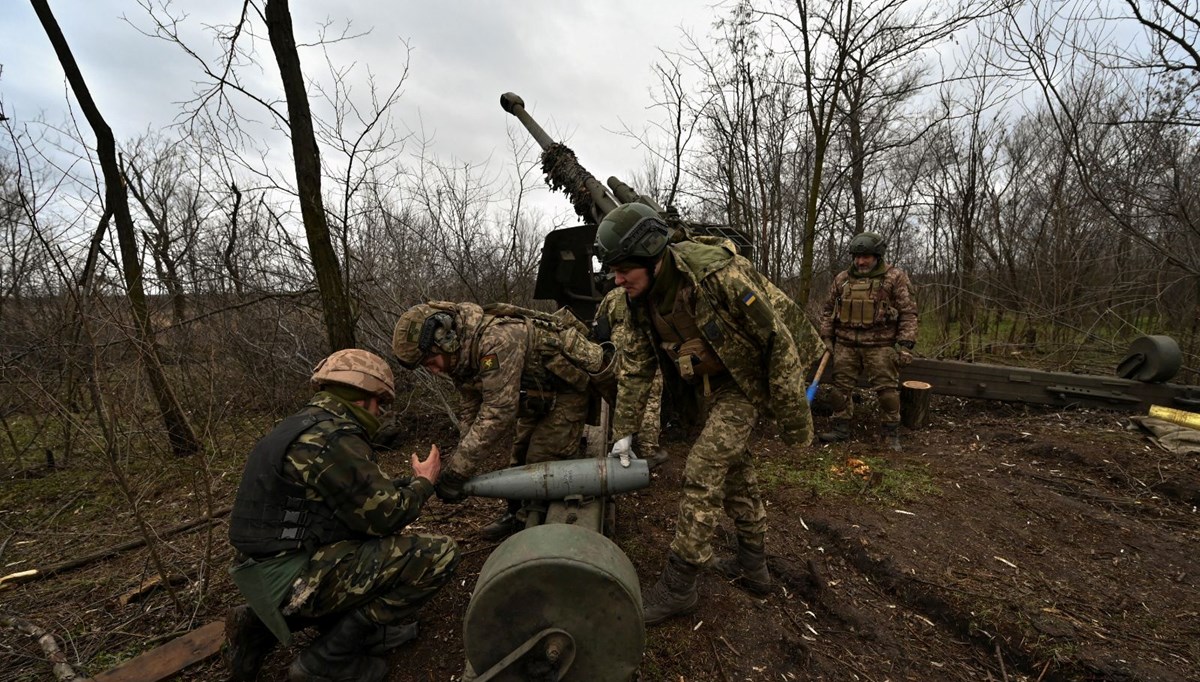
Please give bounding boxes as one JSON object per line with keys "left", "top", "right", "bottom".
{"left": 93, "top": 620, "right": 225, "bottom": 682}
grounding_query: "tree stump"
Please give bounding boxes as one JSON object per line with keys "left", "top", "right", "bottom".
{"left": 900, "top": 380, "right": 932, "bottom": 429}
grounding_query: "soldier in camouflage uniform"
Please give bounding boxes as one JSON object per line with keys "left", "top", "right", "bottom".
{"left": 594, "top": 203, "right": 822, "bottom": 625}
{"left": 818, "top": 231, "right": 919, "bottom": 451}
{"left": 225, "top": 349, "right": 459, "bottom": 682}
{"left": 392, "top": 301, "right": 608, "bottom": 540}
{"left": 594, "top": 285, "right": 667, "bottom": 469}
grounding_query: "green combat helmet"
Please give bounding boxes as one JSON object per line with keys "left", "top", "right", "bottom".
{"left": 311, "top": 348, "right": 396, "bottom": 403}
{"left": 848, "top": 231, "right": 887, "bottom": 257}
{"left": 593, "top": 203, "right": 674, "bottom": 267}
{"left": 392, "top": 303, "right": 460, "bottom": 369}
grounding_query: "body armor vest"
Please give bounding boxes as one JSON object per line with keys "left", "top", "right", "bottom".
{"left": 837, "top": 276, "right": 883, "bottom": 328}
{"left": 229, "top": 411, "right": 363, "bottom": 558}
{"left": 649, "top": 284, "right": 726, "bottom": 383}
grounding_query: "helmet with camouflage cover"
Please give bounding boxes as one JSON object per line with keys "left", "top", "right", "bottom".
{"left": 392, "top": 303, "right": 460, "bottom": 369}
{"left": 311, "top": 349, "right": 395, "bottom": 402}
{"left": 594, "top": 202, "right": 674, "bottom": 267}
{"left": 848, "top": 231, "right": 887, "bottom": 257}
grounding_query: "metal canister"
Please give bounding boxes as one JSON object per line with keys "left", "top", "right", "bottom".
{"left": 463, "top": 523, "right": 644, "bottom": 681}
{"left": 1148, "top": 404, "right": 1200, "bottom": 430}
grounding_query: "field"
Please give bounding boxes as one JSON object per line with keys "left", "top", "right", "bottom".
{"left": 1, "top": 395, "right": 1198, "bottom": 681}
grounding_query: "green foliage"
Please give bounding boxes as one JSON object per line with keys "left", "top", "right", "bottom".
{"left": 758, "top": 453, "right": 936, "bottom": 506}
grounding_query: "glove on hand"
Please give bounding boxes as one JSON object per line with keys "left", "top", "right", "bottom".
{"left": 609, "top": 435, "right": 636, "bottom": 468}
{"left": 896, "top": 341, "right": 915, "bottom": 368}
{"left": 821, "top": 337, "right": 835, "bottom": 353}
{"left": 435, "top": 471, "right": 467, "bottom": 503}
{"left": 372, "top": 421, "right": 405, "bottom": 450}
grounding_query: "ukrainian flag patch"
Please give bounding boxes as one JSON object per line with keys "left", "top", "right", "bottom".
{"left": 741, "top": 290, "right": 758, "bottom": 306}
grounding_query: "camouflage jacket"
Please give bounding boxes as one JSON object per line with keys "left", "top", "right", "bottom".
{"left": 818, "top": 263, "right": 919, "bottom": 347}
{"left": 611, "top": 239, "right": 821, "bottom": 445}
{"left": 444, "top": 302, "right": 594, "bottom": 478}
{"left": 282, "top": 392, "right": 434, "bottom": 537}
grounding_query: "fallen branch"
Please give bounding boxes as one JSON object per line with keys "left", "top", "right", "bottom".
{"left": 0, "top": 506, "right": 231, "bottom": 590}
{"left": 0, "top": 612, "right": 87, "bottom": 681}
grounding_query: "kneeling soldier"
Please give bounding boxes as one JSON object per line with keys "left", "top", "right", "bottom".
{"left": 225, "top": 349, "right": 459, "bottom": 682}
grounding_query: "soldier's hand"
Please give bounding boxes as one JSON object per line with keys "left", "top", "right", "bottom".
{"left": 435, "top": 469, "right": 467, "bottom": 504}
{"left": 372, "top": 420, "right": 405, "bottom": 450}
{"left": 821, "top": 337, "right": 835, "bottom": 353}
{"left": 412, "top": 444, "right": 442, "bottom": 485}
{"left": 609, "top": 435, "right": 636, "bottom": 468}
{"left": 896, "top": 341, "right": 915, "bottom": 368}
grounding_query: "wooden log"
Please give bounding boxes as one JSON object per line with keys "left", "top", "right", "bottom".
{"left": 92, "top": 620, "right": 225, "bottom": 682}
{"left": 900, "top": 380, "right": 932, "bottom": 429}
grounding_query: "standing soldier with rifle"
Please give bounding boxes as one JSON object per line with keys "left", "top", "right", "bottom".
{"left": 595, "top": 202, "right": 822, "bottom": 625}
{"left": 818, "top": 232, "right": 919, "bottom": 450}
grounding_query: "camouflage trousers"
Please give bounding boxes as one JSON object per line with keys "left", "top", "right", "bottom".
{"left": 286, "top": 533, "right": 459, "bottom": 625}
{"left": 510, "top": 390, "right": 588, "bottom": 466}
{"left": 670, "top": 381, "right": 766, "bottom": 566}
{"left": 828, "top": 344, "right": 901, "bottom": 423}
{"left": 634, "top": 370, "right": 664, "bottom": 451}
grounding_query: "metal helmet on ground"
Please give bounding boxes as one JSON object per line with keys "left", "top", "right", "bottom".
{"left": 392, "top": 303, "right": 460, "bottom": 369}
{"left": 594, "top": 203, "right": 674, "bottom": 267}
{"left": 848, "top": 231, "right": 887, "bottom": 257}
{"left": 311, "top": 349, "right": 395, "bottom": 403}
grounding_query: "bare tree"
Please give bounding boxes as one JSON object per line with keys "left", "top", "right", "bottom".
{"left": 30, "top": 0, "right": 201, "bottom": 459}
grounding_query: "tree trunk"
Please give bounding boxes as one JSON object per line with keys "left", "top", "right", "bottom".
{"left": 264, "top": 0, "right": 356, "bottom": 350}
{"left": 30, "top": 0, "right": 200, "bottom": 458}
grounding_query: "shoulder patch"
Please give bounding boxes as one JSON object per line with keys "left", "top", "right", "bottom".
{"left": 479, "top": 353, "right": 500, "bottom": 373}
{"left": 740, "top": 287, "right": 774, "bottom": 329}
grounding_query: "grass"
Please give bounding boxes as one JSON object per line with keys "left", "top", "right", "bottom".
{"left": 757, "top": 453, "right": 936, "bottom": 506}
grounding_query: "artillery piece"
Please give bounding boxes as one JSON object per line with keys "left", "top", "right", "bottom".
{"left": 459, "top": 457, "right": 651, "bottom": 682}
{"left": 500, "top": 92, "right": 1200, "bottom": 416}
{"left": 500, "top": 92, "right": 751, "bottom": 321}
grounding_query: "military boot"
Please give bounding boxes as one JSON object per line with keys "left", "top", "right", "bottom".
{"left": 479, "top": 512, "right": 520, "bottom": 541}
{"left": 642, "top": 552, "right": 700, "bottom": 626}
{"left": 819, "top": 419, "right": 851, "bottom": 443}
{"left": 288, "top": 609, "right": 386, "bottom": 682}
{"left": 480, "top": 499, "right": 523, "bottom": 541}
{"left": 883, "top": 422, "right": 902, "bottom": 451}
{"left": 363, "top": 619, "right": 418, "bottom": 656}
{"left": 644, "top": 447, "right": 669, "bottom": 470}
{"left": 224, "top": 604, "right": 277, "bottom": 681}
{"left": 713, "top": 543, "right": 772, "bottom": 596}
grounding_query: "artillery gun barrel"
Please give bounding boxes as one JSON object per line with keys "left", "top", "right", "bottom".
{"left": 500, "top": 92, "right": 618, "bottom": 221}
{"left": 500, "top": 91, "right": 556, "bottom": 150}
{"left": 607, "top": 177, "right": 665, "bottom": 213}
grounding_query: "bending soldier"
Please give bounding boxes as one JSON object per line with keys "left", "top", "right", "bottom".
{"left": 594, "top": 202, "right": 821, "bottom": 625}
{"left": 817, "top": 231, "right": 919, "bottom": 450}
{"left": 594, "top": 285, "right": 668, "bottom": 469}
{"left": 225, "top": 349, "right": 460, "bottom": 682}
{"left": 392, "top": 301, "right": 607, "bottom": 540}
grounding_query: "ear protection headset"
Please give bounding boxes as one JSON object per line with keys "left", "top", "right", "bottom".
{"left": 418, "top": 312, "right": 459, "bottom": 355}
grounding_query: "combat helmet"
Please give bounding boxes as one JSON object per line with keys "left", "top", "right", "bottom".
{"left": 594, "top": 203, "right": 674, "bottom": 267}
{"left": 311, "top": 349, "right": 395, "bottom": 403}
{"left": 848, "top": 231, "right": 887, "bottom": 257}
{"left": 392, "top": 303, "right": 460, "bottom": 369}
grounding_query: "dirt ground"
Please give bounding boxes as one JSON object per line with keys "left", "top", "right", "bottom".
{"left": 2, "top": 395, "right": 1198, "bottom": 681}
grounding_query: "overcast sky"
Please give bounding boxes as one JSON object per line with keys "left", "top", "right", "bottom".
{"left": 1, "top": 1, "right": 727, "bottom": 221}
